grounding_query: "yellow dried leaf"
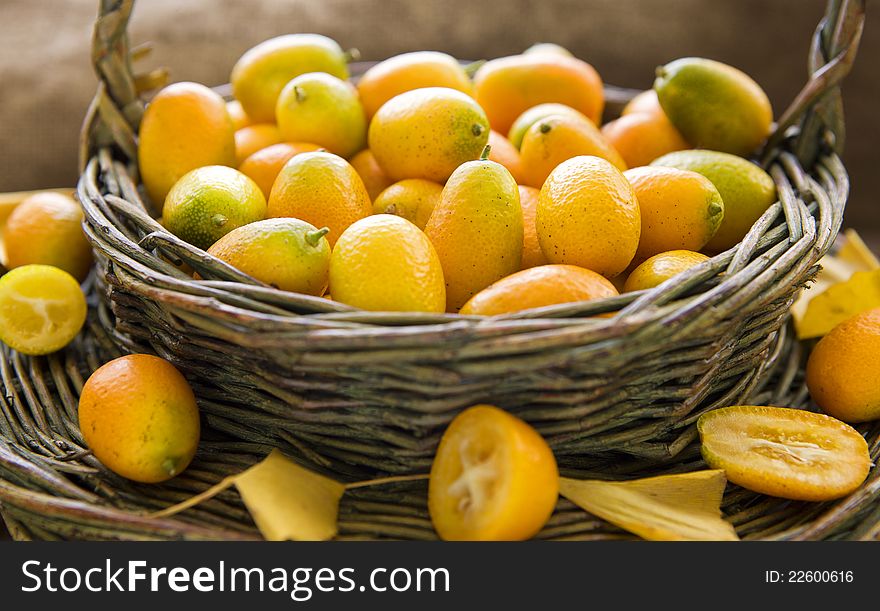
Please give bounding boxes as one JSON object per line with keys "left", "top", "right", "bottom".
{"left": 235, "top": 450, "right": 346, "bottom": 541}
{"left": 559, "top": 470, "right": 738, "bottom": 541}
{"left": 149, "top": 453, "right": 429, "bottom": 541}
{"left": 792, "top": 231, "right": 880, "bottom": 335}
{"left": 791, "top": 264, "right": 852, "bottom": 329}
{"left": 150, "top": 476, "right": 238, "bottom": 519}
{"left": 837, "top": 229, "right": 880, "bottom": 271}
{"left": 797, "top": 269, "right": 880, "bottom": 339}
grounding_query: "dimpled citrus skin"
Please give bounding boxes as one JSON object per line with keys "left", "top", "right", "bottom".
{"left": 518, "top": 185, "right": 548, "bottom": 269}
{"left": 806, "top": 308, "right": 880, "bottom": 423}
{"left": 623, "top": 250, "right": 710, "bottom": 292}
{"left": 601, "top": 113, "right": 689, "bottom": 168}
{"left": 238, "top": 142, "right": 322, "bottom": 198}
{"left": 425, "top": 159, "right": 523, "bottom": 312}
{"left": 78, "top": 354, "right": 200, "bottom": 484}
{"left": 206, "top": 218, "right": 331, "bottom": 296}
{"left": 623, "top": 166, "right": 724, "bottom": 264}
{"left": 349, "top": 149, "right": 393, "bottom": 201}
{"left": 357, "top": 51, "right": 473, "bottom": 119}
{"left": 329, "top": 215, "right": 445, "bottom": 312}
{"left": 372, "top": 179, "right": 443, "bottom": 230}
{"left": 652, "top": 150, "right": 776, "bottom": 252}
{"left": 474, "top": 54, "right": 604, "bottom": 134}
{"left": 655, "top": 57, "right": 773, "bottom": 157}
{"left": 368, "top": 87, "right": 490, "bottom": 183}
{"left": 230, "top": 34, "right": 349, "bottom": 123}
{"left": 138, "top": 82, "right": 236, "bottom": 207}
{"left": 226, "top": 100, "right": 253, "bottom": 130}
{"left": 487, "top": 131, "right": 525, "bottom": 183}
{"left": 507, "top": 102, "right": 590, "bottom": 150}
{"left": 234, "top": 123, "right": 283, "bottom": 166}
{"left": 537, "top": 156, "right": 640, "bottom": 278}
{"left": 268, "top": 151, "right": 371, "bottom": 246}
{"left": 275, "top": 73, "right": 367, "bottom": 158}
{"left": 520, "top": 114, "right": 626, "bottom": 189}
{"left": 621, "top": 89, "right": 665, "bottom": 118}
{"left": 163, "top": 166, "right": 267, "bottom": 251}
{"left": 460, "top": 264, "right": 618, "bottom": 316}
{"left": 4, "top": 192, "right": 93, "bottom": 281}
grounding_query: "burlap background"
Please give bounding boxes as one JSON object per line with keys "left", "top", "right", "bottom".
{"left": 0, "top": 0, "right": 876, "bottom": 227}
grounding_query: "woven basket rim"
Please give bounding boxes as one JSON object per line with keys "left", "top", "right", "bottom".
{"left": 76, "top": 148, "right": 847, "bottom": 336}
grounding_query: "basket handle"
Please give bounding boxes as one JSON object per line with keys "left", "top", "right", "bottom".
{"left": 81, "top": 0, "right": 865, "bottom": 170}
{"left": 80, "top": 0, "right": 141, "bottom": 172}
{"left": 766, "top": 0, "right": 865, "bottom": 165}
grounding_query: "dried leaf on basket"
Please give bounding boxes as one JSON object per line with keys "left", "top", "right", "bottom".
{"left": 559, "top": 470, "right": 739, "bottom": 541}
{"left": 797, "top": 269, "right": 880, "bottom": 340}
{"left": 792, "top": 229, "right": 880, "bottom": 338}
{"left": 235, "top": 450, "right": 346, "bottom": 541}
{"left": 836, "top": 229, "right": 880, "bottom": 271}
{"left": 149, "top": 453, "right": 739, "bottom": 542}
{"left": 151, "top": 449, "right": 345, "bottom": 541}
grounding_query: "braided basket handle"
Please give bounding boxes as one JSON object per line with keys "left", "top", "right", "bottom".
{"left": 766, "top": 0, "right": 866, "bottom": 165}
{"left": 80, "top": 0, "right": 866, "bottom": 170}
{"left": 80, "top": 0, "right": 141, "bottom": 172}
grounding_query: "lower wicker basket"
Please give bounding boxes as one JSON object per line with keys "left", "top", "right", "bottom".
{"left": 1, "top": 290, "right": 879, "bottom": 540}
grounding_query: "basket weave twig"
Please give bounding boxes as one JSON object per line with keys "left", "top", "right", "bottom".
{"left": 2, "top": 310, "right": 879, "bottom": 540}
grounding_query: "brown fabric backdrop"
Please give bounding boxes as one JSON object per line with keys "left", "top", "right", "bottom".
{"left": 0, "top": 0, "right": 876, "bottom": 228}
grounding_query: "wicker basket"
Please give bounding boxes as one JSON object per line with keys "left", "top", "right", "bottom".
{"left": 72, "top": 0, "right": 867, "bottom": 478}
{"left": 1, "top": 0, "right": 878, "bottom": 541}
